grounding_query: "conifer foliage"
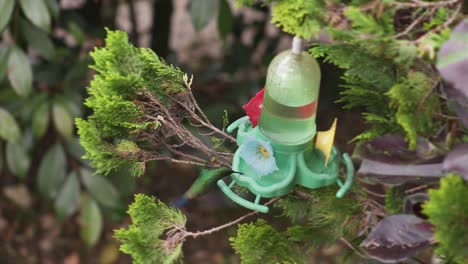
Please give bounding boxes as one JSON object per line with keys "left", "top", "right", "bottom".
{"left": 77, "top": 0, "right": 468, "bottom": 263}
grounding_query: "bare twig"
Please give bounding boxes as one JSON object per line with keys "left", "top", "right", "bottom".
{"left": 340, "top": 238, "right": 371, "bottom": 259}
{"left": 362, "top": 187, "right": 387, "bottom": 198}
{"left": 395, "top": 10, "right": 428, "bottom": 38}
{"left": 133, "top": 90, "right": 235, "bottom": 168}
{"left": 163, "top": 197, "right": 282, "bottom": 249}
{"left": 183, "top": 197, "right": 281, "bottom": 239}
{"left": 405, "top": 184, "right": 429, "bottom": 194}
{"left": 293, "top": 190, "right": 315, "bottom": 200}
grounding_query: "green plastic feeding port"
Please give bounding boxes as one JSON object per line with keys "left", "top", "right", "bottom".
{"left": 217, "top": 38, "right": 354, "bottom": 213}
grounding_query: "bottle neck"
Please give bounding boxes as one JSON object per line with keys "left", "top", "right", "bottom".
{"left": 292, "top": 36, "right": 304, "bottom": 54}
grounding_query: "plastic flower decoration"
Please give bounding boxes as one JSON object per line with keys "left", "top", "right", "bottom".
{"left": 242, "top": 88, "right": 265, "bottom": 127}
{"left": 240, "top": 136, "right": 279, "bottom": 177}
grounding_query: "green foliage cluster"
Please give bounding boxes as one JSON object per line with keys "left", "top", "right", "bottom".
{"left": 385, "top": 186, "right": 405, "bottom": 214}
{"left": 237, "top": 0, "right": 326, "bottom": 39}
{"left": 278, "top": 186, "right": 362, "bottom": 246}
{"left": 115, "top": 194, "right": 187, "bottom": 264}
{"left": 424, "top": 175, "right": 468, "bottom": 263}
{"left": 77, "top": 29, "right": 187, "bottom": 175}
{"left": 308, "top": 5, "right": 443, "bottom": 147}
{"left": 271, "top": 0, "right": 326, "bottom": 39}
{"left": 229, "top": 186, "right": 363, "bottom": 263}
{"left": 230, "top": 219, "right": 301, "bottom": 264}
{"left": 387, "top": 71, "right": 439, "bottom": 148}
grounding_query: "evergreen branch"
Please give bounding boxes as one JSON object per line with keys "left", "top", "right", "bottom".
{"left": 78, "top": 30, "right": 237, "bottom": 175}
{"left": 412, "top": 2, "right": 462, "bottom": 43}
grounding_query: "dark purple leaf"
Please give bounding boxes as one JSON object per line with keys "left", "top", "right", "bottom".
{"left": 442, "top": 83, "right": 468, "bottom": 128}
{"left": 443, "top": 143, "right": 468, "bottom": 180}
{"left": 353, "top": 134, "right": 443, "bottom": 164}
{"left": 357, "top": 159, "right": 443, "bottom": 185}
{"left": 437, "top": 19, "right": 468, "bottom": 98}
{"left": 404, "top": 193, "right": 429, "bottom": 218}
{"left": 360, "top": 214, "right": 433, "bottom": 263}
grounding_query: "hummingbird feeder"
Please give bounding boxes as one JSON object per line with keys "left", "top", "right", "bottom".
{"left": 217, "top": 37, "right": 354, "bottom": 213}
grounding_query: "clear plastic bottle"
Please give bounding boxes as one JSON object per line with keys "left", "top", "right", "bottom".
{"left": 258, "top": 49, "right": 321, "bottom": 145}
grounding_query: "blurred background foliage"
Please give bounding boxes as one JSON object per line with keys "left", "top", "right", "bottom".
{"left": 0, "top": 0, "right": 325, "bottom": 263}
{"left": 7, "top": 0, "right": 463, "bottom": 263}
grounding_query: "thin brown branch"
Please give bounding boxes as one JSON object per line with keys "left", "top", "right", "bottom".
{"left": 140, "top": 93, "right": 234, "bottom": 167}
{"left": 405, "top": 184, "right": 429, "bottom": 194}
{"left": 168, "top": 93, "right": 237, "bottom": 143}
{"left": 181, "top": 75, "right": 237, "bottom": 143}
{"left": 293, "top": 190, "right": 315, "bottom": 200}
{"left": 362, "top": 187, "right": 387, "bottom": 198}
{"left": 395, "top": 10, "right": 428, "bottom": 38}
{"left": 340, "top": 238, "right": 371, "bottom": 259}
{"left": 183, "top": 197, "right": 281, "bottom": 239}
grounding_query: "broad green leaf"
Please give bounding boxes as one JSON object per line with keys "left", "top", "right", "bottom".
{"left": 0, "top": 48, "right": 11, "bottom": 80}
{"left": 18, "top": 92, "right": 47, "bottom": 122}
{"left": 21, "top": 129, "right": 34, "bottom": 153}
{"left": 37, "top": 144, "right": 66, "bottom": 199}
{"left": 6, "top": 141, "right": 30, "bottom": 180}
{"left": 32, "top": 100, "right": 50, "bottom": 138}
{"left": 60, "top": 93, "right": 82, "bottom": 117}
{"left": 66, "top": 137, "right": 86, "bottom": 162}
{"left": 65, "top": 137, "right": 91, "bottom": 167}
{"left": 18, "top": 0, "right": 51, "bottom": 32}
{"left": 44, "top": 0, "right": 59, "bottom": 20}
{"left": 0, "top": 0, "right": 15, "bottom": 33}
{"left": 68, "top": 21, "right": 84, "bottom": 45}
{"left": 52, "top": 99, "right": 74, "bottom": 140}
{"left": 54, "top": 171, "right": 80, "bottom": 220}
{"left": 0, "top": 107, "right": 21, "bottom": 143}
{"left": 80, "top": 168, "right": 120, "bottom": 209}
{"left": 80, "top": 196, "right": 103, "bottom": 247}
{"left": 20, "top": 18, "right": 55, "bottom": 60}
{"left": 190, "top": 0, "right": 217, "bottom": 31}
{"left": 7, "top": 47, "right": 32, "bottom": 97}
{"left": 217, "top": 0, "right": 233, "bottom": 40}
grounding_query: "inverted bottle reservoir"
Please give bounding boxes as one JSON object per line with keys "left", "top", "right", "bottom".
{"left": 259, "top": 49, "right": 321, "bottom": 145}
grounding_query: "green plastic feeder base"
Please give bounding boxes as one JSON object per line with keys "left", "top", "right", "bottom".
{"left": 217, "top": 116, "right": 354, "bottom": 213}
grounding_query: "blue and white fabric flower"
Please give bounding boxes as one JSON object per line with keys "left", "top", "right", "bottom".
{"left": 240, "top": 136, "right": 279, "bottom": 177}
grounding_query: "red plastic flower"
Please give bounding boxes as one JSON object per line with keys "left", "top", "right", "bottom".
{"left": 242, "top": 88, "right": 265, "bottom": 127}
